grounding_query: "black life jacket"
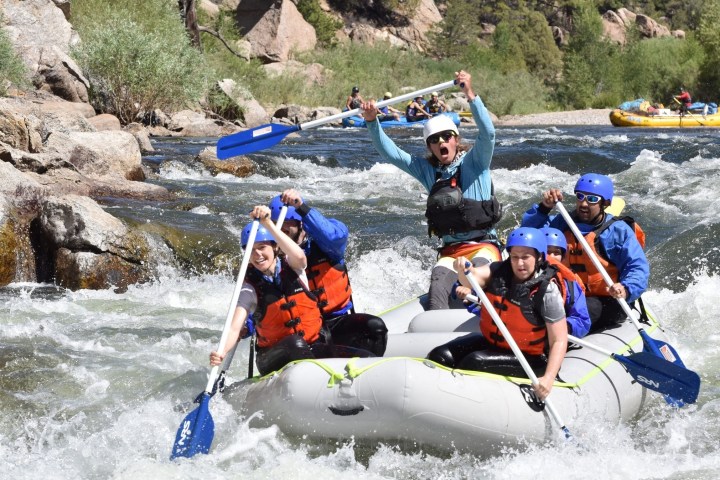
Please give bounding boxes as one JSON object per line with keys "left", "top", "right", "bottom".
{"left": 424, "top": 168, "right": 503, "bottom": 237}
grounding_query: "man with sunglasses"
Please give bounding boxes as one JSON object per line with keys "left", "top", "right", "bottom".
{"left": 359, "top": 70, "right": 502, "bottom": 310}
{"left": 521, "top": 173, "right": 649, "bottom": 331}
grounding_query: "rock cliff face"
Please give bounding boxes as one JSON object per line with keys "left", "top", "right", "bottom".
{"left": 235, "top": 0, "right": 317, "bottom": 62}
{"left": 0, "top": 0, "right": 242, "bottom": 290}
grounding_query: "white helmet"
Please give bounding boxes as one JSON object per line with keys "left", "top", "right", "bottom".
{"left": 422, "top": 115, "right": 458, "bottom": 142}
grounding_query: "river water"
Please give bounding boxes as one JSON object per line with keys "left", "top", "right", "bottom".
{"left": 2, "top": 122, "right": 719, "bottom": 479}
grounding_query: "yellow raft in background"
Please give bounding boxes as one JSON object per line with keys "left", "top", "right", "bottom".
{"left": 610, "top": 108, "right": 720, "bottom": 127}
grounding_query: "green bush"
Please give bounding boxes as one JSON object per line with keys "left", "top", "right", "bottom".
{"left": 297, "top": 0, "right": 343, "bottom": 47}
{"left": 492, "top": 7, "right": 563, "bottom": 83}
{"left": 697, "top": 0, "right": 720, "bottom": 99}
{"left": 328, "top": 0, "right": 420, "bottom": 20}
{"left": 72, "top": 0, "right": 205, "bottom": 124}
{"left": 427, "top": 0, "right": 481, "bottom": 58}
{"left": 0, "top": 17, "right": 28, "bottom": 95}
{"left": 620, "top": 36, "right": 703, "bottom": 104}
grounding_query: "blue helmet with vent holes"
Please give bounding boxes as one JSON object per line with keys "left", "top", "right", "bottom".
{"left": 506, "top": 227, "right": 547, "bottom": 255}
{"left": 574, "top": 173, "right": 613, "bottom": 201}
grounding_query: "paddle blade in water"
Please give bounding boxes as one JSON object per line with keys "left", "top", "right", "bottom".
{"left": 170, "top": 392, "right": 215, "bottom": 459}
{"left": 217, "top": 123, "right": 300, "bottom": 158}
{"left": 639, "top": 330, "right": 686, "bottom": 368}
{"left": 618, "top": 351, "right": 700, "bottom": 404}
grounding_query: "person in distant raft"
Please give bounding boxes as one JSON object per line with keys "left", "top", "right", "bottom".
{"left": 377, "top": 92, "right": 403, "bottom": 121}
{"left": 674, "top": 87, "right": 692, "bottom": 114}
{"left": 346, "top": 86, "right": 364, "bottom": 110}
{"left": 405, "top": 95, "right": 431, "bottom": 122}
{"left": 426, "top": 91, "right": 447, "bottom": 115}
{"left": 521, "top": 173, "right": 648, "bottom": 332}
{"left": 269, "top": 190, "right": 388, "bottom": 353}
{"left": 428, "top": 228, "right": 569, "bottom": 401}
{"left": 360, "top": 70, "right": 503, "bottom": 311}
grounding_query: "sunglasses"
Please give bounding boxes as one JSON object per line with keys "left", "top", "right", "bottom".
{"left": 427, "top": 131, "right": 457, "bottom": 145}
{"left": 575, "top": 192, "right": 602, "bottom": 204}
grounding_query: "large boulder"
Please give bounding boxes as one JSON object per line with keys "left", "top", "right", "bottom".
{"left": 39, "top": 195, "right": 158, "bottom": 291}
{"left": 601, "top": 8, "right": 671, "bottom": 44}
{"left": 3, "top": 0, "right": 90, "bottom": 104}
{"left": 234, "top": 0, "right": 317, "bottom": 63}
{"left": 391, "top": 0, "right": 442, "bottom": 51}
{"left": 0, "top": 197, "right": 19, "bottom": 286}
{"left": 0, "top": 163, "right": 47, "bottom": 286}
{"left": 215, "top": 79, "right": 268, "bottom": 127}
{"left": 345, "top": 0, "right": 441, "bottom": 51}
{"left": 0, "top": 109, "right": 42, "bottom": 153}
{"left": 45, "top": 130, "right": 144, "bottom": 180}
{"left": 168, "top": 109, "right": 240, "bottom": 136}
{"left": 635, "top": 14, "right": 671, "bottom": 38}
{"left": 196, "top": 146, "right": 255, "bottom": 178}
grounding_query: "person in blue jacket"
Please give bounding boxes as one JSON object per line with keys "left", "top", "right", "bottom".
{"left": 269, "top": 190, "right": 388, "bottom": 355}
{"left": 542, "top": 227, "right": 591, "bottom": 338}
{"left": 522, "top": 173, "right": 649, "bottom": 331}
{"left": 359, "top": 70, "right": 503, "bottom": 311}
{"left": 270, "top": 189, "right": 354, "bottom": 319}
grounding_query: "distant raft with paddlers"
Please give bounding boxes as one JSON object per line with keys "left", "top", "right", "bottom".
{"left": 342, "top": 111, "right": 461, "bottom": 128}
{"left": 225, "top": 298, "right": 698, "bottom": 455}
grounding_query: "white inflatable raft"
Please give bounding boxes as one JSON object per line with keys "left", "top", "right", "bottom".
{"left": 225, "top": 300, "right": 669, "bottom": 454}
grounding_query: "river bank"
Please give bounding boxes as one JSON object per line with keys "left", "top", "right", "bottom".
{"left": 496, "top": 108, "right": 613, "bottom": 126}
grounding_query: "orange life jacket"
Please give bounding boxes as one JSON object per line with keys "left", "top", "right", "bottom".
{"left": 479, "top": 260, "right": 571, "bottom": 356}
{"left": 247, "top": 260, "right": 323, "bottom": 349}
{"left": 306, "top": 242, "right": 352, "bottom": 317}
{"left": 563, "top": 215, "right": 644, "bottom": 297}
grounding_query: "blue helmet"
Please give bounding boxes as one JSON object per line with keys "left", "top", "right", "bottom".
{"left": 241, "top": 222, "right": 275, "bottom": 248}
{"left": 542, "top": 227, "right": 567, "bottom": 254}
{"left": 574, "top": 173, "right": 613, "bottom": 201}
{"left": 269, "top": 195, "right": 303, "bottom": 223}
{"left": 506, "top": 227, "right": 547, "bottom": 255}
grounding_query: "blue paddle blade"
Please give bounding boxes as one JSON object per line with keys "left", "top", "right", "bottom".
{"left": 170, "top": 392, "right": 215, "bottom": 460}
{"left": 615, "top": 351, "right": 700, "bottom": 405}
{"left": 640, "top": 330, "right": 687, "bottom": 368}
{"left": 636, "top": 329, "right": 691, "bottom": 406}
{"left": 217, "top": 123, "right": 301, "bottom": 158}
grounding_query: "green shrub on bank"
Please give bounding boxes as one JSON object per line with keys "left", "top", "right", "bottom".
{"left": 620, "top": 36, "right": 703, "bottom": 105}
{"left": 697, "top": 0, "right": 720, "bottom": 99}
{"left": 297, "top": 0, "right": 343, "bottom": 47}
{"left": 72, "top": 0, "right": 205, "bottom": 124}
{"left": 0, "top": 16, "right": 28, "bottom": 95}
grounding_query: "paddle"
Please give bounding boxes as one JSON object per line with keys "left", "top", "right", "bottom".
{"left": 605, "top": 197, "right": 625, "bottom": 216}
{"left": 555, "top": 201, "right": 698, "bottom": 405}
{"left": 567, "top": 334, "right": 700, "bottom": 404}
{"left": 216, "top": 80, "right": 458, "bottom": 158}
{"left": 464, "top": 290, "right": 696, "bottom": 402}
{"left": 463, "top": 274, "right": 573, "bottom": 440}
{"left": 170, "top": 220, "right": 259, "bottom": 460}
